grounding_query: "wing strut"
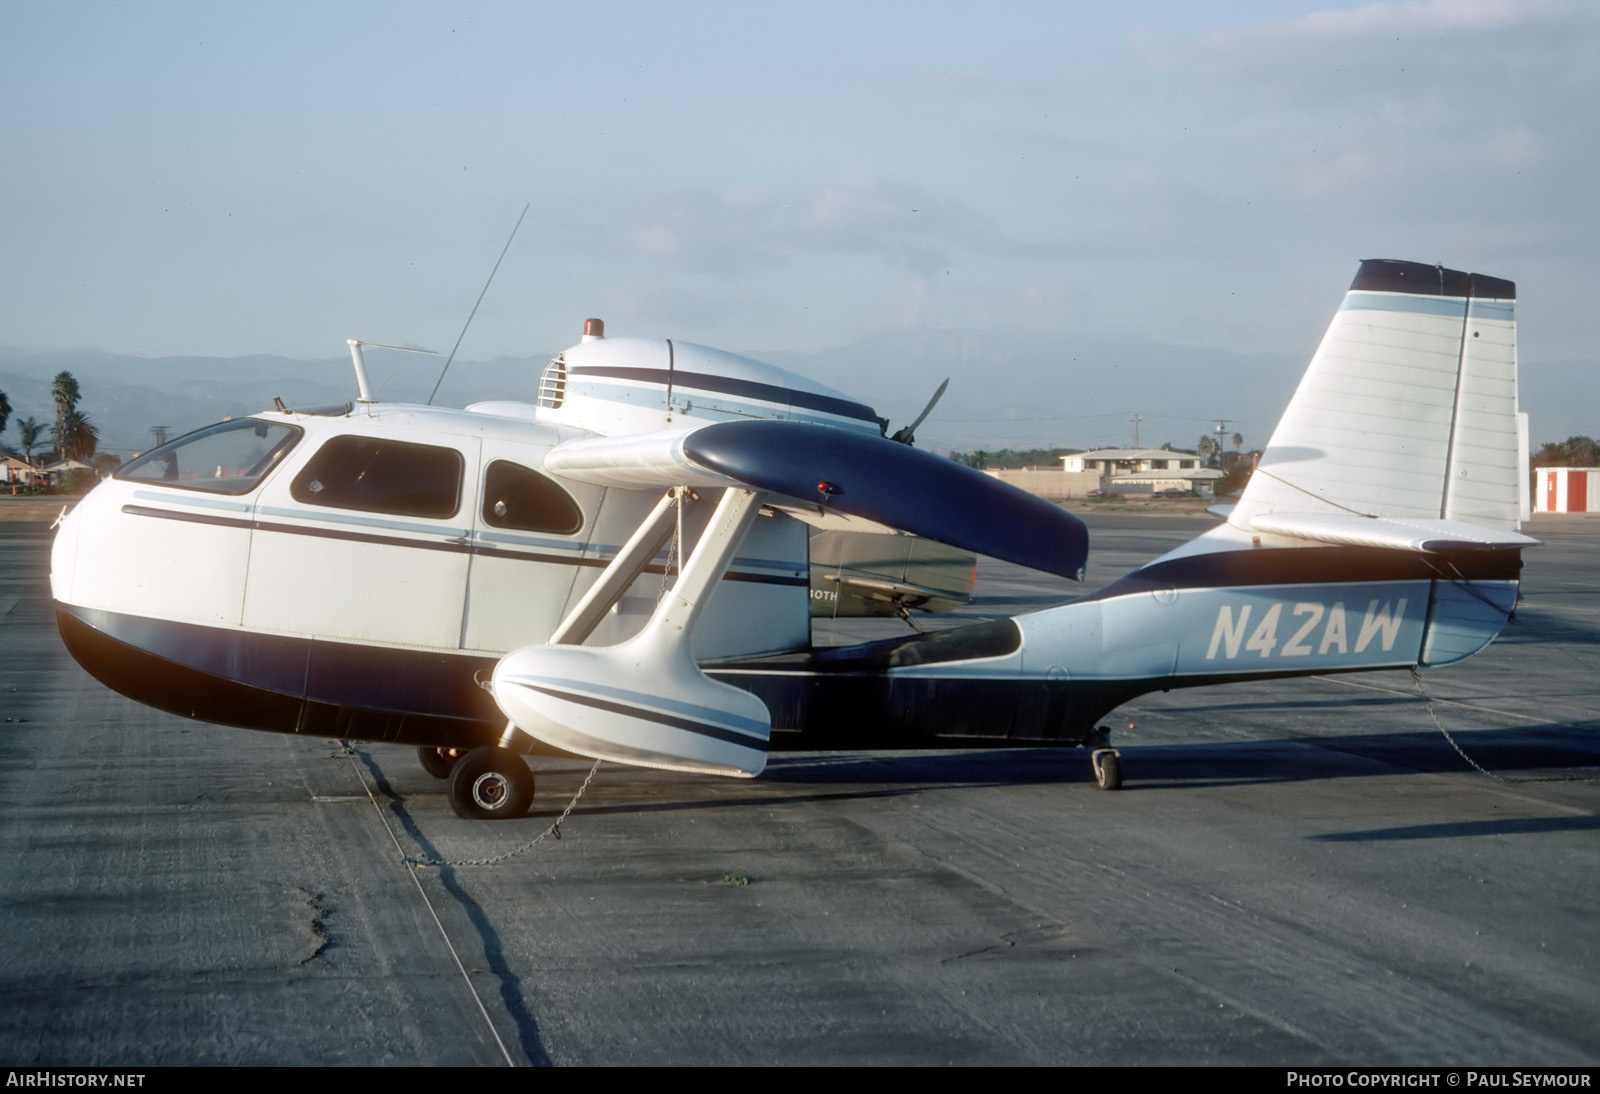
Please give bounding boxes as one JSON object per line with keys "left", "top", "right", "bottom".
{"left": 551, "top": 487, "right": 684, "bottom": 645}
{"left": 494, "top": 487, "right": 688, "bottom": 751}
{"left": 491, "top": 488, "right": 774, "bottom": 777}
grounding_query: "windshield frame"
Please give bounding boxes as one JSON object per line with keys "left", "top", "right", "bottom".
{"left": 116, "top": 418, "right": 304, "bottom": 497}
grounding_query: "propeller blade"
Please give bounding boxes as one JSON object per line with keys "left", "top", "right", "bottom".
{"left": 890, "top": 378, "right": 949, "bottom": 445}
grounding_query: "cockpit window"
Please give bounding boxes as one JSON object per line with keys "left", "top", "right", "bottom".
{"left": 117, "top": 419, "right": 302, "bottom": 496}
{"left": 481, "top": 460, "right": 583, "bottom": 535}
{"left": 291, "top": 435, "right": 463, "bottom": 519}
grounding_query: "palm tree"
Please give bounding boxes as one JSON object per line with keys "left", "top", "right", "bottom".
{"left": 18, "top": 418, "right": 41, "bottom": 465}
{"left": 52, "top": 371, "right": 81, "bottom": 455}
{"left": 0, "top": 388, "right": 11, "bottom": 440}
{"left": 52, "top": 409, "right": 99, "bottom": 462}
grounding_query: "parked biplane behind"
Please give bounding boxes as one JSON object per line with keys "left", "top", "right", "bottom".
{"left": 50, "top": 259, "right": 1535, "bottom": 818}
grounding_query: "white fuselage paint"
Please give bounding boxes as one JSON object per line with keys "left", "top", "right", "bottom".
{"left": 52, "top": 404, "right": 811, "bottom": 663}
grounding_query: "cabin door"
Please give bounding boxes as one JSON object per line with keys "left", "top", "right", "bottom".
{"left": 242, "top": 429, "right": 479, "bottom": 650}
{"left": 460, "top": 441, "right": 601, "bottom": 654}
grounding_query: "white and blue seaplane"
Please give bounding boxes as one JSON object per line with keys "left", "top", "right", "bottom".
{"left": 50, "top": 259, "right": 1535, "bottom": 817}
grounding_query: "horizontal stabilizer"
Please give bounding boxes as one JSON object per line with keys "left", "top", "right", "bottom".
{"left": 1248, "top": 512, "right": 1540, "bottom": 553}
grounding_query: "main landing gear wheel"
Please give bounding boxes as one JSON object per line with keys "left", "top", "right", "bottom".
{"left": 417, "top": 746, "right": 461, "bottom": 779}
{"left": 1091, "top": 748, "right": 1123, "bottom": 791}
{"left": 448, "top": 747, "right": 535, "bottom": 820}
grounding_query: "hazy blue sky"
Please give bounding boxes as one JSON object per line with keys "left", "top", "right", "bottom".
{"left": 3, "top": 1, "right": 1596, "bottom": 373}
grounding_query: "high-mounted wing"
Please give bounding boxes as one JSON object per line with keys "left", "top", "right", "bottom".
{"left": 547, "top": 419, "right": 1088, "bottom": 580}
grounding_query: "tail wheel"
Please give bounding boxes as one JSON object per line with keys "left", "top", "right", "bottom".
{"left": 1092, "top": 748, "right": 1123, "bottom": 791}
{"left": 448, "top": 747, "right": 535, "bottom": 820}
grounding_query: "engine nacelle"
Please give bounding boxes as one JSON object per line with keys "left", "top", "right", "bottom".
{"left": 532, "top": 330, "right": 885, "bottom": 439}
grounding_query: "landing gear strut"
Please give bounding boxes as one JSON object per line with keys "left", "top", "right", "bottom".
{"left": 417, "top": 746, "right": 462, "bottom": 779}
{"left": 447, "top": 746, "right": 535, "bottom": 820}
{"left": 1091, "top": 748, "right": 1123, "bottom": 791}
{"left": 1086, "top": 725, "right": 1123, "bottom": 791}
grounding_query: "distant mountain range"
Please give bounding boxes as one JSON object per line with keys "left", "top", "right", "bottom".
{"left": 1, "top": 328, "right": 1591, "bottom": 460}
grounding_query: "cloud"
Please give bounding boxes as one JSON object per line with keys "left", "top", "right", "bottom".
{"left": 1214, "top": 0, "right": 1574, "bottom": 48}
{"left": 1124, "top": 1, "right": 1599, "bottom": 229}
{"left": 1153, "top": 0, "right": 1596, "bottom": 104}
{"left": 603, "top": 171, "right": 1060, "bottom": 279}
{"left": 1264, "top": 102, "right": 1552, "bottom": 209}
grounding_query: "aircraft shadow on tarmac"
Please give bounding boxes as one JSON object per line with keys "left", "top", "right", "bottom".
{"left": 357, "top": 751, "right": 552, "bottom": 1066}
{"left": 1306, "top": 814, "right": 1600, "bottom": 842}
{"left": 503, "top": 721, "right": 1600, "bottom": 822}
{"left": 752, "top": 722, "right": 1600, "bottom": 790}
{"left": 1493, "top": 609, "right": 1600, "bottom": 647}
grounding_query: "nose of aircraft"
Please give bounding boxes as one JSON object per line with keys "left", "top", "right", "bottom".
{"left": 47, "top": 479, "right": 126, "bottom": 610}
{"left": 48, "top": 493, "right": 84, "bottom": 605}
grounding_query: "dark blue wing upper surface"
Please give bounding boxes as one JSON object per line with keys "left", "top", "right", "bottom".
{"left": 683, "top": 420, "right": 1088, "bottom": 580}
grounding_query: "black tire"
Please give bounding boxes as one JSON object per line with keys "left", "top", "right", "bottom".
{"left": 448, "top": 747, "right": 535, "bottom": 820}
{"left": 417, "top": 747, "right": 459, "bottom": 779}
{"left": 1094, "top": 750, "right": 1123, "bottom": 791}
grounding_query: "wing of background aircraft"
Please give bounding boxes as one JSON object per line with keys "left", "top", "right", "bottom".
{"left": 809, "top": 529, "right": 975, "bottom": 619}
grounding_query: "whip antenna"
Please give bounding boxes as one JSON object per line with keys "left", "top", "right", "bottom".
{"left": 427, "top": 203, "right": 530, "bottom": 405}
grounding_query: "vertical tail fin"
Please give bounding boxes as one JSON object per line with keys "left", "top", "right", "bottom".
{"left": 1234, "top": 259, "right": 1521, "bottom": 534}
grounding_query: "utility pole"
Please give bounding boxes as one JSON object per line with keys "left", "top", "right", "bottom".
{"left": 1130, "top": 413, "right": 1142, "bottom": 449}
{"left": 1212, "top": 419, "right": 1231, "bottom": 469}
{"left": 151, "top": 426, "right": 170, "bottom": 447}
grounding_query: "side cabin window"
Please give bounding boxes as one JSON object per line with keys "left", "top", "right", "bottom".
{"left": 291, "top": 435, "right": 464, "bottom": 519}
{"left": 117, "top": 418, "right": 302, "bottom": 496}
{"left": 481, "top": 460, "right": 583, "bottom": 535}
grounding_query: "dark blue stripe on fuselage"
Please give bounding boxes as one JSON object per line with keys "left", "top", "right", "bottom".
{"left": 120, "top": 503, "right": 806, "bottom": 585}
{"left": 1080, "top": 544, "right": 1522, "bottom": 604}
{"left": 569, "top": 365, "right": 881, "bottom": 425}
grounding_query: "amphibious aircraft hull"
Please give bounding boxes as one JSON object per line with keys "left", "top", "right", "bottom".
{"left": 57, "top": 532, "right": 1520, "bottom": 752}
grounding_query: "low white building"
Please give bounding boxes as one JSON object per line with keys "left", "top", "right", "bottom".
{"left": 2, "top": 456, "right": 38, "bottom": 486}
{"left": 1060, "top": 448, "right": 1203, "bottom": 475}
{"left": 1060, "top": 448, "right": 1223, "bottom": 496}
